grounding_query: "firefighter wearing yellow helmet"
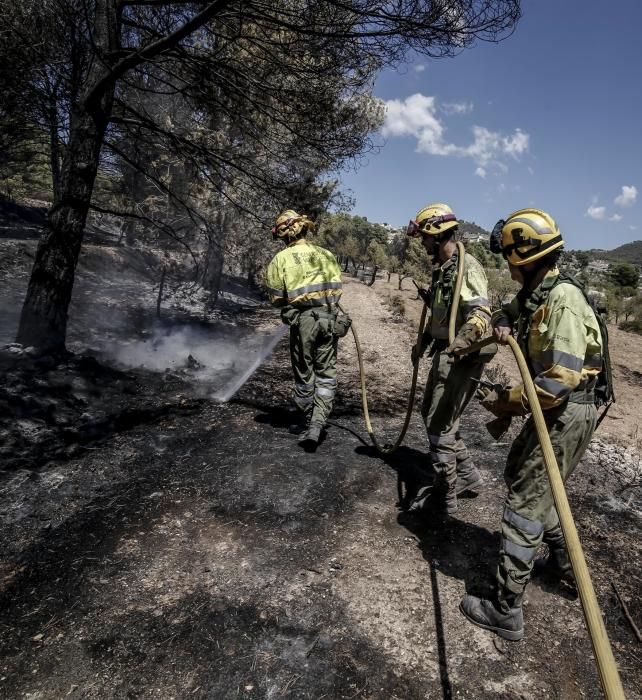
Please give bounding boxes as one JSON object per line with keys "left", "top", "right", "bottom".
{"left": 265, "top": 209, "right": 344, "bottom": 447}
{"left": 406, "top": 202, "right": 493, "bottom": 514}
{"left": 461, "top": 208, "right": 607, "bottom": 641}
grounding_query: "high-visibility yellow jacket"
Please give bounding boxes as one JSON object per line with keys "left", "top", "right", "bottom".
{"left": 430, "top": 252, "right": 491, "bottom": 341}
{"left": 494, "top": 268, "right": 603, "bottom": 413}
{"left": 265, "top": 239, "right": 343, "bottom": 308}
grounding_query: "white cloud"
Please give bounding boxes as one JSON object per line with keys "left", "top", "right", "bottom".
{"left": 609, "top": 213, "right": 622, "bottom": 222}
{"left": 413, "top": 64, "right": 426, "bottom": 73}
{"left": 629, "top": 225, "right": 638, "bottom": 231}
{"left": 383, "top": 94, "right": 443, "bottom": 139}
{"left": 614, "top": 185, "right": 637, "bottom": 208}
{"left": 503, "top": 129, "right": 530, "bottom": 157}
{"left": 475, "top": 167, "right": 486, "bottom": 179}
{"left": 442, "top": 101, "right": 473, "bottom": 115}
{"left": 382, "top": 93, "right": 530, "bottom": 172}
{"left": 586, "top": 205, "right": 606, "bottom": 220}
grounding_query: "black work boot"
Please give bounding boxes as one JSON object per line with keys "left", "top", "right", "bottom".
{"left": 455, "top": 462, "right": 484, "bottom": 495}
{"left": 288, "top": 408, "right": 311, "bottom": 435}
{"left": 533, "top": 527, "right": 575, "bottom": 585}
{"left": 299, "top": 422, "right": 323, "bottom": 447}
{"left": 288, "top": 421, "right": 308, "bottom": 435}
{"left": 432, "top": 471, "right": 457, "bottom": 514}
{"left": 459, "top": 592, "right": 524, "bottom": 641}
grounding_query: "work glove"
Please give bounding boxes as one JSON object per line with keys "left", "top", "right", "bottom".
{"left": 480, "top": 385, "right": 529, "bottom": 417}
{"left": 446, "top": 323, "right": 479, "bottom": 362}
{"left": 474, "top": 383, "right": 505, "bottom": 401}
{"left": 479, "top": 388, "right": 510, "bottom": 418}
{"left": 446, "top": 334, "right": 471, "bottom": 356}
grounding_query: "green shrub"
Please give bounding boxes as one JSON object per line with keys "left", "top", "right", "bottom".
{"left": 619, "top": 319, "right": 642, "bottom": 335}
{"left": 389, "top": 293, "right": 406, "bottom": 316}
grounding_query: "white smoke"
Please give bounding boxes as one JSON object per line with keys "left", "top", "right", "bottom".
{"left": 104, "top": 321, "right": 285, "bottom": 401}
{"left": 110, "top": 324, "right": 238, "bottom": 373}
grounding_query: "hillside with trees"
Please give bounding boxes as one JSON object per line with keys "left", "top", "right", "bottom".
{"left": 572, "top": 241, "right": 642, "bottom": 266}
{"left": 594, "top": 241, "right": 642, "bottom": 265}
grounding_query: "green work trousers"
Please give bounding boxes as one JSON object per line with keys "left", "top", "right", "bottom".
{"left": 497, "top": 400, "right": 597, "bottom": 597}
{"left": 421, "top": 349, "right": 484, "bottom": 484}
{"left": 289, "top": 308, "right": 338, "bottom": 428}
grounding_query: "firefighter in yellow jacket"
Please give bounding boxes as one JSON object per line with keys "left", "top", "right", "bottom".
{"left": 460, "top": 208, "right": 603, "bottom": 641}
{"left": 407, "top": 203, "right": 492, "bottom": 513}
{"left": 265, "top": 210, "right": 343, "bottom": 446}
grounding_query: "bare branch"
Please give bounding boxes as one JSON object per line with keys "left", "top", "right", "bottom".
{"left": 85, "top": 0, "right": 237, "bottom": 107}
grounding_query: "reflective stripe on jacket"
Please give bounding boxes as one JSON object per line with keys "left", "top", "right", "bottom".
{"left": 430, "top": 252, "right": 491, "bottom": 340}
{"left": 494, "top": 269, "right": 603, "bottom": 412}
{"left": 265, "top": 239, "right": 343, "bottom": 308}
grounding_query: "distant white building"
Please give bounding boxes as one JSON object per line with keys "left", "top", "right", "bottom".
{"left": 460, "top": 230, "right": 486, "bottom": 243}
{"left": 384, "top": 226, "right": 404, "bottom": 243}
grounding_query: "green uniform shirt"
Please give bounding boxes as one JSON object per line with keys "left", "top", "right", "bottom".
{"left": 265, "top": 239, "right": 343, "bottom": 308}
{"left": 430, "top": 252, "right": 491, "bottom": 340}
{"left": 494, "top": 268, "right": 603, "bottom": 412}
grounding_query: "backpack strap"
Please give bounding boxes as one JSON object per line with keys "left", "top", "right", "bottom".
{"left": 526, "top": 272, "right": 615, "bottom": 407}
{"left": 514, "top": 273, "right": 559, "bottom": 359}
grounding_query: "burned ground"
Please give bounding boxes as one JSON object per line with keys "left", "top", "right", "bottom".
{"left": 1, "top": 237, "right": 641, "bottom": 699}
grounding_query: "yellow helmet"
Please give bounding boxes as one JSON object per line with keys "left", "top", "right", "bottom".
{"left": 271, "top": 209, "right": 314, "bottom": 241}
{"left": 491, "top": 208, "right": 564, "bottom": 266}
{"left": 407, "top": 202, "right": 458, "bottom": 238}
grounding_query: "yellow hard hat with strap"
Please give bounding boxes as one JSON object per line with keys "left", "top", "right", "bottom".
{"left": 272, "top": 209, "right": 315, "bottom": 241}
{"left": 407, "top": 202, "right": 458, "bottom": 238}
{"left": 491, "top": 208, "right": 564, "bottom": 266}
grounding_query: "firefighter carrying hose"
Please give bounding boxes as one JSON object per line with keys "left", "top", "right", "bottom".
{"left": 407, "top": 203, "right": 494, "bottom": 513}
{"left": 265, "top": 209, "right": 346, "bottom": 448}
{"left": 460, "top": 208, "right": 609, "bottom": 641}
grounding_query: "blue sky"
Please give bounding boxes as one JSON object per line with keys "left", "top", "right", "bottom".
{"left": 338, "top": 0, "right": 641, "bottom": 251}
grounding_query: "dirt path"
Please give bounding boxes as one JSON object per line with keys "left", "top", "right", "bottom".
{"left": 1, "top": 275, "right": 641, "bottom": 699}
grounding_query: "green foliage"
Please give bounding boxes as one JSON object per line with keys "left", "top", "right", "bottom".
{"left": 389, "top": 294, "right": 406, "bottom": 316}
{"left": 619, "top": 318, "right": 642, "bottom": 335}
{"left": 387, "top": 255, "right": 401, "bottom": 274}
{"left": 600, "top": 241, "right": 642, "bottom": 266}
{"left": 609, "top": 262, "right": 640, "bottom": 288}
{"left": 575, "top": 251, "right": 590, "bottom": 268}
{"left": 466, "top": 240, "right": 504, "bottom": 269}
{"left": 622, "top": 294, "right": 641, "bottom": 322}
{"left": 399, "top": 237, "right": 431, "bottom": 286}
{"left": 0, "top": 131, "right": 52, "bottom": 201}
{"left": 486, "top": 268, "right": 519, "bottom": 309}
{"left": 316, "top": 213, "right": 389, "bottom": 266}
{"left": 605, "top": 288, "right": 625, "bottom": 323}
{"left": 366, "top": 240, "right": 387, "bottom": 267}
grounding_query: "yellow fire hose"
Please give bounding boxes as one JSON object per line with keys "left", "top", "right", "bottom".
{"left": 457, "top": 335, "right": 625, "bottom": 699}
{"left": 342, "top": 240, "right": 625, "bottom": 696}
{"left": 343, "top": 241, "right": 466, "bottom": 454}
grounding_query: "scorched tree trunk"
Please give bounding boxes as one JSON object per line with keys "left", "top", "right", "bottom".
{"left": 16, "top": 0, "right": 119, "bottom": 353}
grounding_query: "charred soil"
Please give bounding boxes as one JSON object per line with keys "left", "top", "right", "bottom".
{"left": 1, "top": 245, "right": 641, "bottom": 699}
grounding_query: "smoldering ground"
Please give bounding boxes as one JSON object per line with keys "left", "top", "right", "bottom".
{"left": 1, "top": 234, "right": 641, "bottom": 698}
{"left": 0, "top": 235, "right": 288, "bottom": 475}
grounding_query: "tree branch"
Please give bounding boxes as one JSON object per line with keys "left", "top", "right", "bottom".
{"left": 85, "top": 0, "right": 237, "bottom": 108}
